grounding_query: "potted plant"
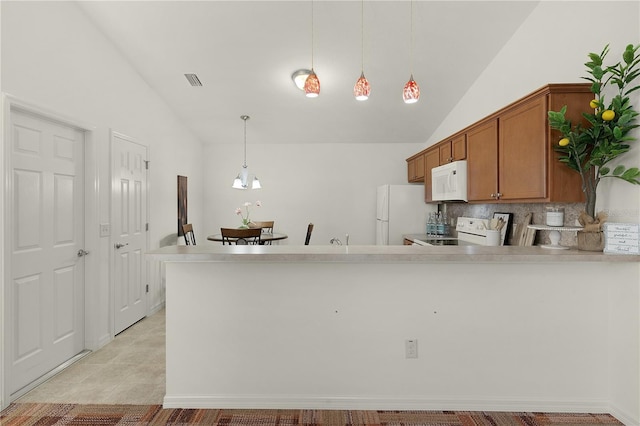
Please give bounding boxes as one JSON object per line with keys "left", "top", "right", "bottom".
{"left": 548, "top": 43, "right": 640, "bottom": 250}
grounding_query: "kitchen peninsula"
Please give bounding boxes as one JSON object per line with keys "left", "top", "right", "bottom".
{"left": 147, "top": 245, "right": 640, "bottom": 425}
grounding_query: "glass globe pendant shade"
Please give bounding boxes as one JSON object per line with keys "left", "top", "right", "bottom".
{"left": 354, "top": 72, "right": 370, "bottom": 101}
{"left": 292, "top": 69, "right": 312, "bottom": 90}
{"left": 251, "top": 176, "right": 262, "bottom": 190}
{"left": 232, "top": 165, "right": 249, "bottom": 189}
{"left": 403, "top": 75, "right": 420, "bottom": 104}
{"left": 232, "top": 175, "right": 243, "bottom": 189}
{"left": 304, "top": 69, "right": 320, "bottom": 98}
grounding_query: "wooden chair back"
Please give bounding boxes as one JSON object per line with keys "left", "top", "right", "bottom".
{"left": 182, "top": 223, "right": 196, "bottom": 245}
{"left": 221, "top": 227, "right": 262, "bottom": 245}
{"left": 305, "top": 223, "right": 314, "bottom": 245}
{"left": 250, "top": 221, "right": 274, "bottom": 233}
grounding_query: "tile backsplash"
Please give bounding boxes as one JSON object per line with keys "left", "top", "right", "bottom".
{"left": 442, "top": 202, "right": 586, "bottom": 246}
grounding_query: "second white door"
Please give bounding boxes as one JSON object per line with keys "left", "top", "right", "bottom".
{"left": 112, "top": 132, "right": 148, "bottom": 335}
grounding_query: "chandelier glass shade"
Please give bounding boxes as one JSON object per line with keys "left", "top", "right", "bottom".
{"left": 232, "top": 115, "right": 261, "bottom": 190}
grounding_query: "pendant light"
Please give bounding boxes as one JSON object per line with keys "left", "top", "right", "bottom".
{"left": 403, "top": 0, "right": 420, "bottom": 104}
{"left": 232, "top": 115, "right": 261, "bottom": 190}
{"left": 304, "top": 0, "right": 320, "bottom": 98}
{"left": 353, "top": 0, "right": 370, "bottom": 101}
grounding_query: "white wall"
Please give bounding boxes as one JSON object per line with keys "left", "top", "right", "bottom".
{"left": 204, "top": 142, "right": 423, "bottom": 246}
{"left": 427, "top": 1, "right": 640, "bottom": 223}
{"left": 0, "top": 1, "right": 204, "bottom": 347}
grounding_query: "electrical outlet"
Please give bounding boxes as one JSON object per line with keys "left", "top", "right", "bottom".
{"left": 405, "top": 339, "right": 418, "bottom": 359}
{"left": 100, "top": 223, "right": 111, "bottom": 237}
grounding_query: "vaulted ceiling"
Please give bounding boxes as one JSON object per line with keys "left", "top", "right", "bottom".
{"left": 77, "top": 1, "right": 539, "bottom": 145}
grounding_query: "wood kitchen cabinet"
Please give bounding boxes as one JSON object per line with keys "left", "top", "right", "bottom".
{"left": 406, "top": 84, "right": 589, "bottom": 204}
{"left": 407, "top": 152, "right": 425, "bottom": 182}
{"left": 423, "top": 147, "right": 440, "bottom": 202}
{"left": 439, "top": 134, "right": 467, "bottom": 164}
{"left": 466, "top": 119, "right": 499, "bottom": 202}
{"left": 466, "top": 84, "right": 590, "bottom": 203}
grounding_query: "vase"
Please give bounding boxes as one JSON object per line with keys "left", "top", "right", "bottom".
{"left": 576, "top": 230, "right": 605, "bottom": 252}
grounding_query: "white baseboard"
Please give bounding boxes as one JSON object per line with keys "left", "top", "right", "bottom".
{"left": 163, "top": 394, "right": 611, "bottom": 414}
{"left": 148, "top": 301, "right": 165, "bottom": 316}
{"left": 608, "top": 403, "right": 639, "bottom": 426}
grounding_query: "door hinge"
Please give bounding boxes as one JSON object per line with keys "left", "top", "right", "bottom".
{"left": 146, "top": 284, "right": 149, "bottom": 293}
{"left": 145, "top": 223, "right": 149, "bottom": 231}
{"left": 144, "top": 160, "right": 149, "bottom": 170}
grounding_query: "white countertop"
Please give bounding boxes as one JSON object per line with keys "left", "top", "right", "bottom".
{"left": 146, "top": 244, "right": 639, "bottom": 263}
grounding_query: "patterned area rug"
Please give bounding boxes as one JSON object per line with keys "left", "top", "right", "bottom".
{"left": 0, "top": 403, "right": 624, "bottom": 425}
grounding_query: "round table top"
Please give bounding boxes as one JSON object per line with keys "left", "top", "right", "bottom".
{"left": 207, "top": 232, "right": 288, "bottom": 242}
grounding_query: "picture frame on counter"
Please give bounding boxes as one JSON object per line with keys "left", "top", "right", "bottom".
{"left": 492, "top": 212, "right": 514, "bottom": 245}
{"left": 603, "top": 222, "right": 640, "bottom": 255}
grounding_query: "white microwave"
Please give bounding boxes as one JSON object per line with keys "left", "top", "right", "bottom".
{"left": 432, "top": 160, "right": 468, "bottom": 202}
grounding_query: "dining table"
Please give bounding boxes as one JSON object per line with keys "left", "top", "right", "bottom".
{"left": 207, "top": 232, "right": 288, "bottom": 245}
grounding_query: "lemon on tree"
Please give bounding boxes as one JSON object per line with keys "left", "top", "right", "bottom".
{"left": 558, "top": 138, "right": 570, "bottom": 146}
{"left": 601, "top": 109, "right": 615, "bottom": 121}
{"left": 589, "top": 99, "right": 599, "bottom": 109}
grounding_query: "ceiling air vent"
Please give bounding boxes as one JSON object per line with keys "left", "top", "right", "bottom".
{"left": 184, "top": 73, "right": 203, "bottom": 87}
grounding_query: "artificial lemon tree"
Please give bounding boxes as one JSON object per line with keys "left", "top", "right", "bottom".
{"left": 548, "top": 43, "right": 640, "bottom": 220}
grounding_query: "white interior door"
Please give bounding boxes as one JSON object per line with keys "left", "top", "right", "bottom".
{"left": 112, "top": 133, "right": 148, "bottom": 335}
{"left": 9, "top": 108, "right": 85, "bottom": 395}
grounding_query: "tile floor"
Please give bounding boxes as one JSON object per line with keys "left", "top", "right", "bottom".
{"left": 17, "top": 308, "right": 166, "bottom": 405}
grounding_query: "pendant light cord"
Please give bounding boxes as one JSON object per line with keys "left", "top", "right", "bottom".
{"left": 361, "top": 0, "right": 364, "bottom": 72}
{"left": 311, "top": 0, "right": 315, "bottom": 70}
{"left": 241, "top": 115, "right": 249, "bottom": 168}
{"left": 409, "top": 0, "right": 414, "bottom": 75}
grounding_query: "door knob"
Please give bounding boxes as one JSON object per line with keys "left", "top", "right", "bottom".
{"left": 77, "top": 249, "right": 90, "bottom": 257}
{"left": 114, "top": 242, "right": 129, "bottom": 249}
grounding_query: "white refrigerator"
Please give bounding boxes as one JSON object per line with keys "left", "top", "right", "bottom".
{"left": 376, "top": 184, "right": 437, "bottom": 245}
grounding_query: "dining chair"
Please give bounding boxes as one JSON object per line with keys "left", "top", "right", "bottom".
{"left": 182, "top": 223, "right": 196, "bottom": 245}
{"left": 250, "top": 221, "right": 274, "bottom": 233}
{"left": 250, "top": 221, "right": 274, "bottom": 244}
{"left": 305, "top": 223, "right": 314, "bottom": 245}
{"left": 220, "top": 227, "right": 262, "bottom": 245}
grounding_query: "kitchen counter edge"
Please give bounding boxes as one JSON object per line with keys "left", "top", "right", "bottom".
{"left": 146, "top": 244, "right": 639, "bottom": 263}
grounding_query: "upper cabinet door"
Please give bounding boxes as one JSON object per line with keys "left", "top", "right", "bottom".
{"left": 424, "top": 148, "right": 440, "bottom": 203}
{"left": 499, "top": 95, "right": 547, "bottom": 200}
{"left": 439, "top": 142, "right": 452, "bottom": 165}
{"left": 466, "top": 119, "right": 498, "bottom": 202}
{"left": 452, "top": 134, "right": 467, "bottom": 161}
{"left": 407, "top": 153, "right": 425, "bottom": 182}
